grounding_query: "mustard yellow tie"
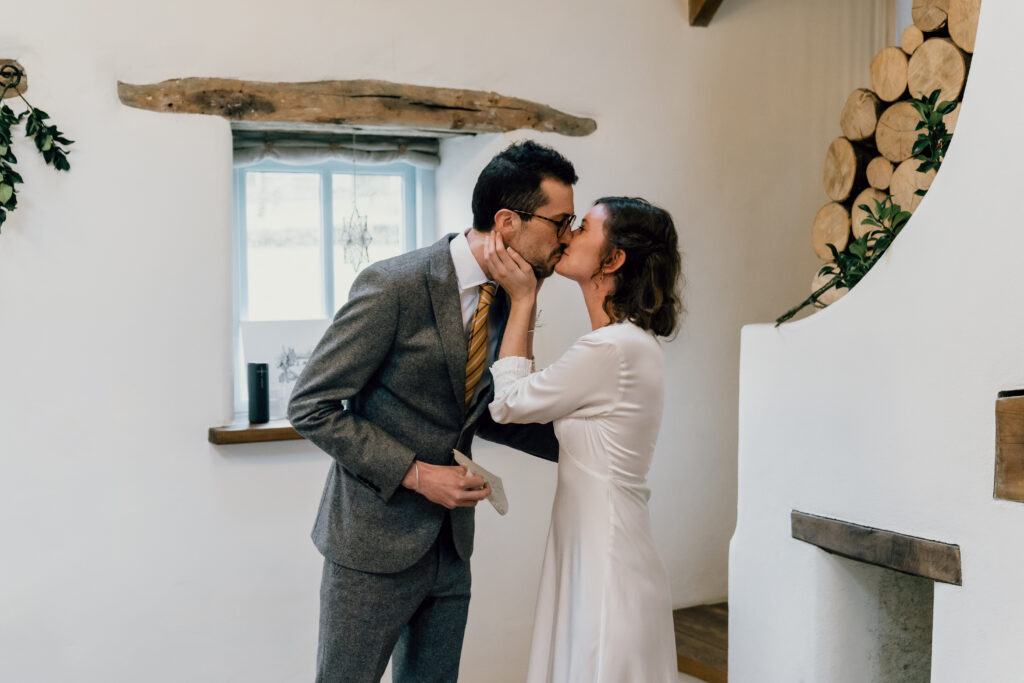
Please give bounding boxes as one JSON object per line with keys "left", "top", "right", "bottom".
{"left": 464, "top": 282, "right": 496, "bottom": 408}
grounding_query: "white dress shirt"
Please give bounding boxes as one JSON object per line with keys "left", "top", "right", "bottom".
{"left": 449, "top": 230, "right": 493, "bottom": 331}
{"left": 449, "top": 230, "right": 503, "bottom": 403}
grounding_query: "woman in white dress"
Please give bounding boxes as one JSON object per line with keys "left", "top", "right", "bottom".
{"left": 484, "top": 196, "right": 682, "bottom": 683}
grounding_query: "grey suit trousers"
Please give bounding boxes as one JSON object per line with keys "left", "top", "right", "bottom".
{"left": 316, "top": 519, "right": 470, "bottom": 683}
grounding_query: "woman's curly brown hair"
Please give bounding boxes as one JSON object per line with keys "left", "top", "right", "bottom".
{"left": 593, "top": 196, "right": 683, "bottom": 338}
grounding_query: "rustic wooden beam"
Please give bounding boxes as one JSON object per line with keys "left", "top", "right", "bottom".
{"left": 995, "top": 391, "right": 1024, "bottom": 502}
{"left": 689, "top": 0, "right": 726, "bottom": 26}
{"left": 791, "top": 510, "right": 962, "bottom": 585}
{"left": 117, "top": 78, "right": 596, "bottom": 137}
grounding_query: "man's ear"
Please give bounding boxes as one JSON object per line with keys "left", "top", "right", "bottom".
{"left": 493, "top": 209, "right": 519, "bottom": 241}
{"left": 603, "top": 248, "right": 626, "bottom": 275}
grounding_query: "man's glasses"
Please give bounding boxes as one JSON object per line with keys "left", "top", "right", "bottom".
{"left": 508, "top": 209, "right": 576, "bottom": 238}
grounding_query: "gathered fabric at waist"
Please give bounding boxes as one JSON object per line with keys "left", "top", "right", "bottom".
{"left": 558, "top": 446, "right": 652, "bottom": 501}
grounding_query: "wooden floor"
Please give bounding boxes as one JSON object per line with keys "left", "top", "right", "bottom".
{"left": 674, "top": 602, "right": 728, "bottom": 683}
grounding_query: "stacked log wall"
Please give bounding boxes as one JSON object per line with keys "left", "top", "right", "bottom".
{"left": 804, "top": 0, "right": 980, "bottom": 307}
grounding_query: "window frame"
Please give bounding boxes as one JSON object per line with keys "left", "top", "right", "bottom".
{"left": 231, "top": 157, "right": 435, "bottom": 415}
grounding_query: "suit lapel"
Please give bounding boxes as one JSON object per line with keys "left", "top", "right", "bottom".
{"left": 426, "top": 236, "right": 468, "bottom": 412}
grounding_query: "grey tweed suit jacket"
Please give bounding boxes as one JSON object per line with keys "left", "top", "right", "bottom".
{"left": 288, "top": 234, "right": 558, "bottom": 574}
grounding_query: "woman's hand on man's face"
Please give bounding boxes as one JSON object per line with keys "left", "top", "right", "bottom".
{"left": 483, "top": 231, "right": 537, "bottom": 303}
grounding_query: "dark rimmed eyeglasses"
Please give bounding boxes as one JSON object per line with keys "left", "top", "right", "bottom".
{"left": 507, "top": 209, "right": 576, "bottom": 238}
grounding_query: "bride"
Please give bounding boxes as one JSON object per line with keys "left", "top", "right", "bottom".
{"left": 485, "top": 196, "right": 682, "bottom": 683}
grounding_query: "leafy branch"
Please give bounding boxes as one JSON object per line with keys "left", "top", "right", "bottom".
{"left": 821, "top": 195, "right": 911, "bottom": 290}
{"left": 24, "top": 108, "right": 72, "bottom": 171}
{"left": 0, "top": 64, "right": 73, "bottom": 233}
{"left": 775, "top": 196, "right": 911, "bottom": 325}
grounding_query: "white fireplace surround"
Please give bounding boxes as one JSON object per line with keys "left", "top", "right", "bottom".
{"left": 730, "top": 2, "right": 1024, "bottom": 681}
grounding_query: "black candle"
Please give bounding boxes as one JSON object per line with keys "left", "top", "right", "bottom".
{"left": 247, "top": 362, "right": 270, "bottom": 424}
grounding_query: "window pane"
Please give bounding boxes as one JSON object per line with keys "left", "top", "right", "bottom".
{"left": 245, "top": 172, "right": 323, "bottom": 321}
{"left": 332, "top": 174, "right": 405, "bottom": 307}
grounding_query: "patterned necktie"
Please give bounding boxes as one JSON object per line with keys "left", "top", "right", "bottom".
{"left": 464, "top": 282, "right": 496, "bottom": 408}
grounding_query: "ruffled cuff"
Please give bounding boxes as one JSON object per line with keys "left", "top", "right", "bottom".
{"left": 490, "top": 356, "right": 534, "bottom": 401}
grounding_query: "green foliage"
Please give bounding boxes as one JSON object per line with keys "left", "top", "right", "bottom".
{"left": 24, "top": 107, "right": 73, "bottom": 172}
{"left": 0, "top": 103, "right": 26, "bottom": 230}
{"left": 775, "top": 87, "right": 954, "bottom": 325}
{"left": 0, "top": 68, "right": 73, "bottom": 233}
{"left": 909, "top": 89, "right": 956, "bottom": 179}
{"left": 775, "top": 196, "right": 911, "bottom": 325}
{"left": 819, "top": 195, "right": 912, "bottom": 292}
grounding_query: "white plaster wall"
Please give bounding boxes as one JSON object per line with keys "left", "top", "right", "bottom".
{"left": 730, "top": 2, "right": 1024, "bottom": 681}
{"left": 1, "top": 1, "right": 881, "bottom": 680}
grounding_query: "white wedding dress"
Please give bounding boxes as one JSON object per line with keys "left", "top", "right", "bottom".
{"left": 489, "top": 321, "right": 677, "bottom": 683}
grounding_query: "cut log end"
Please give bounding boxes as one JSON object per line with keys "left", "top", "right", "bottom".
{"left": 812, "top": 202, "right": 851, "bottom": 260}
{"left": 871, "top": 47, "right": 909, "bottom": 102}
{"left": 867, "top": 156, "right": 895, "bottom": 190}
{"left": 890, "top": 159, "right": 937, "bottom": 213}
{"left": 840, "top": 89, "right": 882, "bottom": 141}
{"left": 948, "top": 0, "right": 982, "bottom": 53}
{"left": 876, "top": 101, "right": 922, "bottom": 163}
{"left": 901, "top": 25, "right": 925, "bottom": 55}
{"left": 851, "top": 188, "right": 889, "bottom": 239}
{"left": 823, "top": 137, "right": 872, "bottom": 203}
{"left": 907, "top": 38, "right": 967, "bottom": 103}
{"left": 913, "top": 0, "right": 951, "bottom": 32}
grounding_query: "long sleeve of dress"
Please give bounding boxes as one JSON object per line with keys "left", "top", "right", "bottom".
{"left": 488, "top": 333, "right": 622, "bottom": 425}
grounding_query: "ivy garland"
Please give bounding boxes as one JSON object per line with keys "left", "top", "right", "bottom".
{"left": 0, "top": 63, "right": 73, "bottom": 233}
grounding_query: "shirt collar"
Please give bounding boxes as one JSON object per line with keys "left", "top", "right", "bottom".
{"left": 449, "top": 229, "right": 490, "bottom": 292}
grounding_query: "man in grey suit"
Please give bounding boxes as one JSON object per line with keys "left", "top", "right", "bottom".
{"left": 288, "top": 140, "right": 578, "bottom": 683}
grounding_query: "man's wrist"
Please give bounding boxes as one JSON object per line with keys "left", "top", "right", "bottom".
{"left": 402, "top": 460, "right": 420, "bottom": 490}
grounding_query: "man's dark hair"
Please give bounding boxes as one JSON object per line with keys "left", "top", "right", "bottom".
{"left": 471, "top": 140, "right": 578, "bottom": 232}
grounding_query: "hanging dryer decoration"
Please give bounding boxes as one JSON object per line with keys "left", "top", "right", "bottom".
{"left": 339, "top": 134, "right": 371, "bottom": 271}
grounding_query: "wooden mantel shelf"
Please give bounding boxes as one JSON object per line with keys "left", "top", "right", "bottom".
{"left": 208, "top": 419, "right": 304, "bottom": 445}
{"left": 791, "top": 510, "right": 962, "bottom": 585}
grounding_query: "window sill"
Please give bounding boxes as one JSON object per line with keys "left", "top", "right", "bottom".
{"left": 208, "top": 418, "right": 305, "bottom": 445}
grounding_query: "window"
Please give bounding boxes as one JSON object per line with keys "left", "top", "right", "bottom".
{"left": 232, "top": 156, "right": 435, "bottom": 416}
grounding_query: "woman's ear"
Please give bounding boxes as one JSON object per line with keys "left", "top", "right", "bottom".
{"left": 603, "top": 248, "right": 626, "bottom": 275}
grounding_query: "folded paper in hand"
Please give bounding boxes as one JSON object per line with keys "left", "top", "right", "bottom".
{"left": 453, "top": 449, "right": 508, "bottom": 516}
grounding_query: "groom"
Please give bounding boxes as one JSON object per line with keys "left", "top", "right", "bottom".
{"left": 288, "top": 140, "right": 578, "bottom": 683}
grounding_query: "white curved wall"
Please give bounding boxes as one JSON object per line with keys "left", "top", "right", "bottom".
{"left": 730, "top": 2, "right": 1024, "bottom": 680}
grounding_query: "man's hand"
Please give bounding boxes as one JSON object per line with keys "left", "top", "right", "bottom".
{"left": 402, "top": 461, "right": 491, "bottom": 509}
